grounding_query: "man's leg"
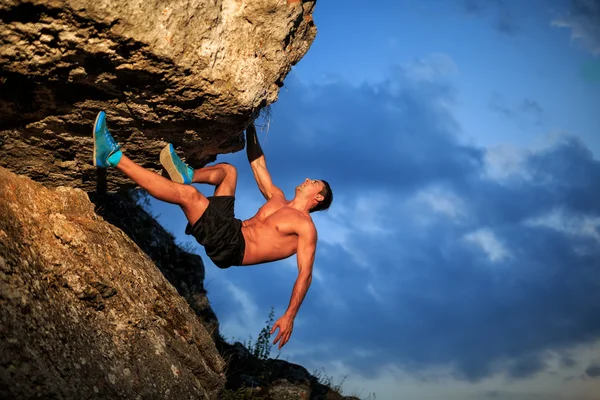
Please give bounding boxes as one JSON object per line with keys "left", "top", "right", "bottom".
{"left": 191, "top": 163, "right": 237, "bottom": 197}
{"left": 93, "top": 111, "right": 208, "bottom": 225}
{"left": 160, "top": 144, "right": 237, "bottom": 196}
{"left": 116, "top": 156, "right": 209, "bottom": 225}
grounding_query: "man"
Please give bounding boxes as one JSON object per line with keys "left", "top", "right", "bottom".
{"left": 92, "top": 111, "right": 332, "bottom": 349}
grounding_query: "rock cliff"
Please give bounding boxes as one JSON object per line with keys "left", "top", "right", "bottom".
{"left": 0, "top": 0, "right": 316, "bottom": 192}
{"left": 0, "top": 166, "right": 225, "bottom": 399}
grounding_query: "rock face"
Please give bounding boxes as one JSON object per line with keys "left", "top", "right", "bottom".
{"left": 88, "top": 190, "right": 221, "bottom": 340}
{"left": 0, "top": 0, "right": 317, "bottom": 191}
{"left": 0, "top": 166, "right": 225, "bottom": 399}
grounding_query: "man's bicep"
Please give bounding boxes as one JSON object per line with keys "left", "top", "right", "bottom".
{"left": 296, "top": 224, "right": 317, "bottom": 275}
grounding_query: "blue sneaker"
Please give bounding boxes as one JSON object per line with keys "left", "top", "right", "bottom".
{"left": 159, "top": 143, "right": 194, "bottom": 184}
{"left": 93, "top": 111, "right": 122, "bottom": 168}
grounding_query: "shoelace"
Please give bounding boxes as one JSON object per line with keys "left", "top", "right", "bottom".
{"left": 105, "top": 130, "right": 120, "bottom": 151}
{"left": 173, "top": 151, "right": 187, "bottom": 170}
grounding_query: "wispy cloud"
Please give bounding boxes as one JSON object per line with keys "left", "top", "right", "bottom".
{"left": 525, "top": 208, "right": 600, "bottom": 242}
{"left": 552, "top": 0, "right": 600, "bottom": 55}
{"left": 464, "top": 228, "right": 511, "bottom": 262}
{"left": 402, "top": 53, "right": 460, "bottom": 82}
{"left": 218, "top": 280, "right": 261, "bottom": 340}
{"left": 482, "top": 144, "right": 532, "bottom": 182}
{"left": 462, "top": 0, "right": 522, "bottom": 36}
{"left": 366, "top": 283, "right": 384, "bottom": 303}
{"left": 489, "top": 93, "right": 544, "bottom": 128}
{"left": 414, "top": 185, "right": 467, "bottom": 220}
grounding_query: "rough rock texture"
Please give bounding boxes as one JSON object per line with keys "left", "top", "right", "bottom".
{"left": 89, "top": 191, "right": 221, "bottom": 340}
{"left": 0, "top": 166, "right": 226, "bottom": 399}
{"left": 0, "top": 0, "right": 317, "bottom": 191}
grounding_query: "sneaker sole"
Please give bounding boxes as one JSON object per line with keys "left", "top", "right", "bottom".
{"left": 92, "top": 111, "right": 102, "bottom": 167}
{"left": 160, "top": 145, "right": 185, "bottom": 184}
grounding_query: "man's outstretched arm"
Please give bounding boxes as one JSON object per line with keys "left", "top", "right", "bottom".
{"left": 246, "top": 123, "right": 284, "bottom": 200}
{"left": 271, "top": 222, "right": 317, "bottom": 349}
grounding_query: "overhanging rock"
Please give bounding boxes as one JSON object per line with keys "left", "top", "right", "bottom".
{"left": 0, "top": 0, "right": 317, "bottom": 192}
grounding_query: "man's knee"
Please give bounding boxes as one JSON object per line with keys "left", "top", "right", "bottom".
{"left": 212, "top": 163, "right": 237, "bottom": 197}
{"left": 179, "top": 185, "right": 209, "bottom": 225}
{"left": 217, "top": 163, "right": 237, "bottom": 179}
{"left": 180, "top": 185, "right": 204, "bottom": 208}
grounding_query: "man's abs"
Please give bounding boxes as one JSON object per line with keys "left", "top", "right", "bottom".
{"left": 241, "top": 221, "right": 298, "bottom": 265}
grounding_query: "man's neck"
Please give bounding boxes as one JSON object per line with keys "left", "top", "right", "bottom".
{"left": 288, "top": 197, "right": 311, "bottom": 213}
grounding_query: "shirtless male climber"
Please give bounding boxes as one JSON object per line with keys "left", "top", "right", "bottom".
{"left": 91, "top": 111, "right": 333, "bottom": 349}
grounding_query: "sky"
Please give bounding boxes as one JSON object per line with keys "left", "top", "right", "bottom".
{"left": 146, "top": 1, "right": 600, "bottom": 399}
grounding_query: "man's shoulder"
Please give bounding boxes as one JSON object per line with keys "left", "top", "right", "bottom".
{"left": 291, "top": 213, "right": 317, "bottom": 236}
{"left": 278, "top": 206, "right": 311, "bottom": 221}
{"left": 275, "top": 207, "right": 314, "bottom": 227}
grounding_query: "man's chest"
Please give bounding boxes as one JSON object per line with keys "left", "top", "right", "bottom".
{"left": 254, "top": 205, "right": 297, "bottom": 234}
{"left": 255, "top": 200, "right": 286, "bottom": 220}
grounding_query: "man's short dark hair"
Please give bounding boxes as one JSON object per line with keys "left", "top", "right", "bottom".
{"left": 310, "top": 180, "right": 332, "bottom": 213}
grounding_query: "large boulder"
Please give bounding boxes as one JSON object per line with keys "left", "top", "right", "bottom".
{"left": 0, "top": 0, "right": 317, "bottom": 191}
{"left": 0, "top": 166, "right": 225, "bottom": 399}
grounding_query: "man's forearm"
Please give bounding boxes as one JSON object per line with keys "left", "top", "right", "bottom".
{"left": 246, "top": 123, "right": 264, "bottom": 163}
{"left": 285, "top": 275, "right": 312, "bottom": 319}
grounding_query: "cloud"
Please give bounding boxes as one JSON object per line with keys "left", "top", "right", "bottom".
{"left": 402, "top": 53, "right": 459, "bottom": 82}
{"left": 464, "top": 228, "right": 511, "bottom": 262}
{"left": 525, "top": 208, "right": 600, "bottom": 242}
{"left": 263, "top": 64, "right": 481, "bottom": 198}
{"left": 413, "top": 185, "right": 467, "bottom": 220}
{"left": 482, "top": 144, "right": 532, "bottom": 182}
{"left": 482, "top": 390, "right": 571, "bottom": 400}
{"left": 561, "top": 354, "right": 578, "bottom": 368}
{"left": 462, "top": 0, "right": 521, "bottom": 35}
{"left": 366, "top": 283, "right": 384, "bottom": 303}
{"left": 585, "top": 361, "right": 600, "bottom": 378}
{"left": 489, "top": 93, "right": 544, "bottom": 127}
{"left": 216, "top": 280, "right": 263, "bottom": 341}
{"left": 552, "top": 0, "right": 600, "bottom": 55}
{"left": 506, "top": 353, "right": 547, "bottom": 379}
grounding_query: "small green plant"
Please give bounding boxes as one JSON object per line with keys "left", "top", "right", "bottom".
{"left": 246, "top": 307, "right": 275, "bottom": 360}
{"left": 177, "top": 239, "right": 198, "bottom": 254}
{"left": 313, "top": 367, "right": 339, "bottom": 388}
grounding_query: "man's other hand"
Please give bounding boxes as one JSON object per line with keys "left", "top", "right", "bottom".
{"left": 271, "top": 314, "right": 294, "bottom": 349}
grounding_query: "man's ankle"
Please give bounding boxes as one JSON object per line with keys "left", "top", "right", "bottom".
{"left": 108, "top": 151, "right": 123, "bottom": 167}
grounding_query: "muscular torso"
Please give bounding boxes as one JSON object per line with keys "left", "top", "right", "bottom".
{"left": 240, "top": 197, "right": 311, "bottom": 265}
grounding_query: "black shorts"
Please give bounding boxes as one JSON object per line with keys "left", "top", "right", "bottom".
{"left": 185, "top": 196, "right": 246, "bottom": 269}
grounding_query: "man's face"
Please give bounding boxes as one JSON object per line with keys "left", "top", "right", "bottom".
{"left": 298, "top": 178, "right": 324, "bottom": 197}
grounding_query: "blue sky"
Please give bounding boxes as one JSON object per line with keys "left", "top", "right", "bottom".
{"left": 146, "top": 1, "right": 600, "bottom": 399}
